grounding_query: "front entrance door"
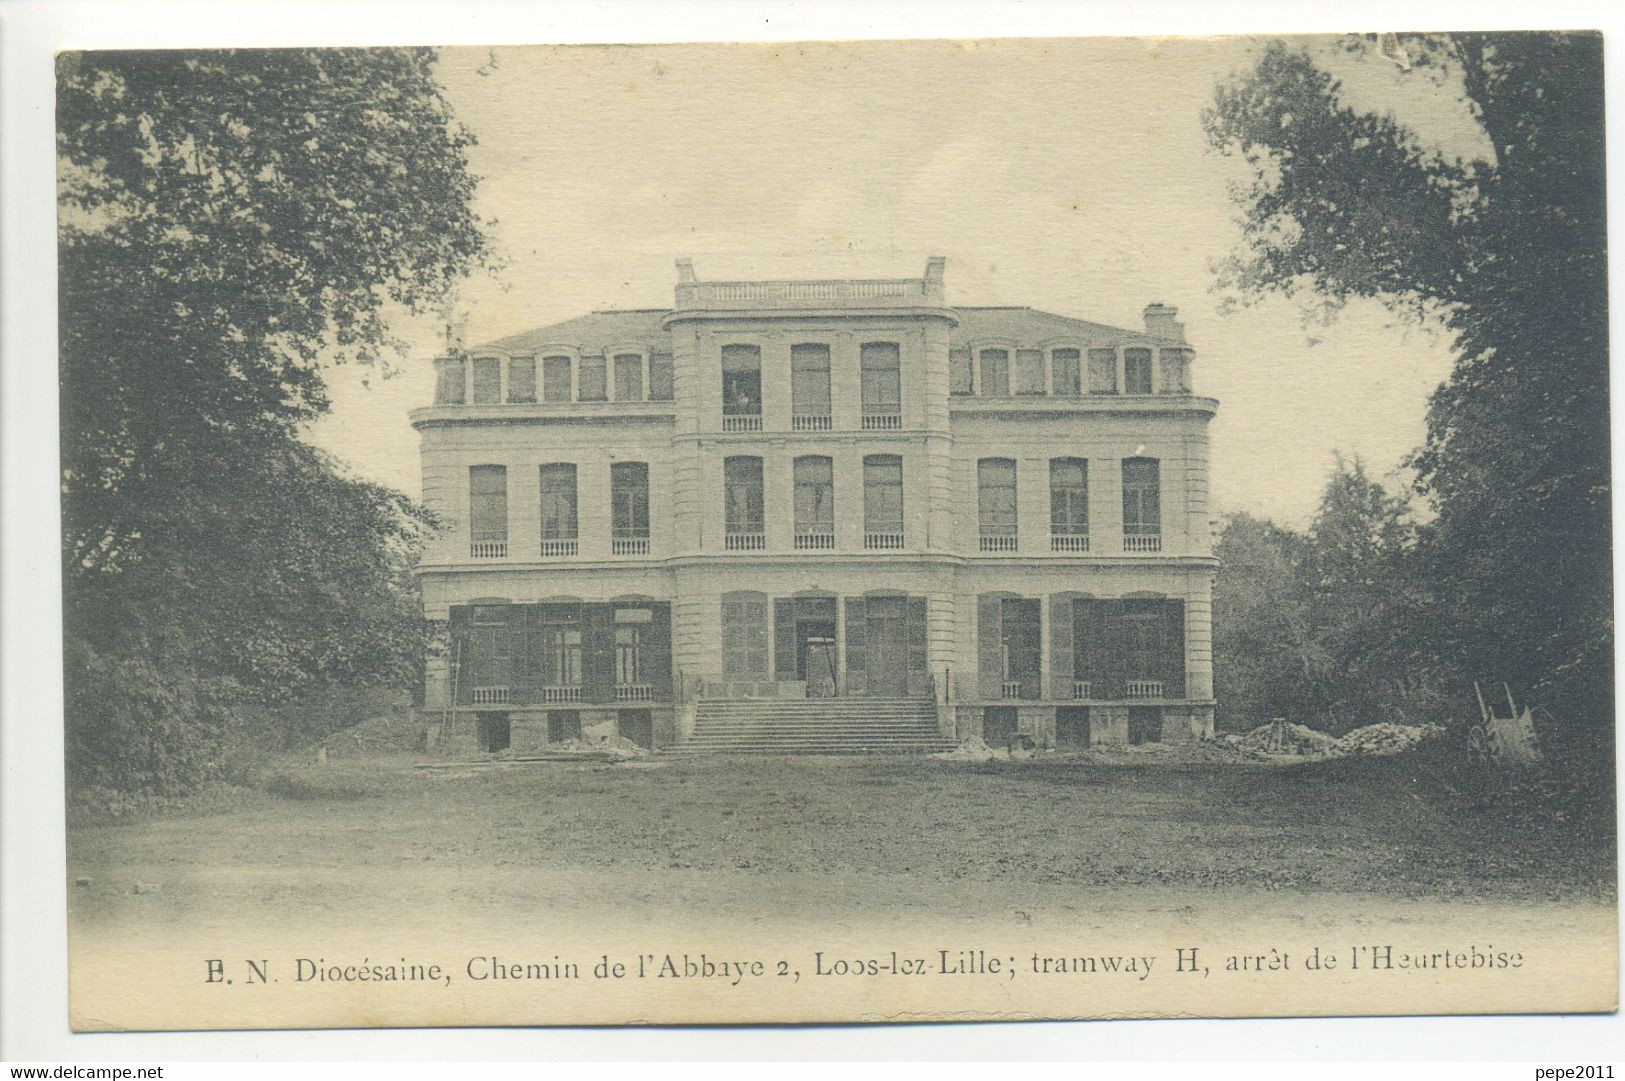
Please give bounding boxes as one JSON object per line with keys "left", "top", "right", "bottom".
{"left": 866, "top": 597, "right": 907, "bottom": 697}
{"left": 796, "top": 620, "right": 838, "bottom": 697}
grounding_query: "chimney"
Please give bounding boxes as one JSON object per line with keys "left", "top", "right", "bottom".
{"left": 924, "top": 255, "right": 946, "bottom": 284}
{"left": 1143, "top": 303, "right": 1184, "bottom": 342}
{"left": 675, "top": 257, "right": 697, "bottom": 284}
{"left": 445, "top": 316, "right": 469, "bottom": 354}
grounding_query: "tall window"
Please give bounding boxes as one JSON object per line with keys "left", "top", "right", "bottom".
{"left": 721, "top": 591, "right": 769, "bottom": 677}
{"left": 538, "top": 463, "right": 578, "bottom": 554}
{"left": 507, "top": 356, "right": 536, "bottom": 403}
{"left": 469, "top": 465, "right": 508, "bottom": 557}
{"left": 1014, "top": 349, "right": 1044, "bottom": 395}
{"left": 468, "top": 605, "right": 515, "bottom": 690}
{"left": 1051, "top": 349, "right": 1081, "bottom": 396}
{"left": 724, "top": 455, "right": 764, "bottom": 545}
{"left": 794, "top": 455, "right": 835, "bottom": 545}
{"left": 577, "top": 355, "right": 606, "bottom": 401}
{"left": 1122, "top": 457, "right": 1161, "bottom": 544}
{"left": 1087, "top": 348, "right": 1117, "bottom": 394}
{"left": 950, "top": 348, "right": 973, "bottom": 395}
{"left": 543, "top": 355, "right": 573, "bottom": 402}
{"left": 1050, "top": 458, "right": 1089, "bottom": 546}
{"left": 539, "top": 606, "right": 582, "bottom": 687}
{"left": 1124, "top": 347, "right": 1154, "bottom": 394}
{"left": 613, "top": 353, "right": 643, "bottom": 401}
{"left": 791, "top": 344, "right": 831, "bottom": 424}
{"left": 978, "top": 458, "right": 1018, "bottom": 550}
{"left": 614, "top": 607, "right": 653, "bottom": 687}
{"left": 860, "top": 342, "right": 901, "bottom": 424}
{"left": 979, "top": 349, "right": 1010, "bottom": 397}
{"left": 721, "top": 345, "right": 762, "bottom": 417}
{"left": 611, "top": 461, "right": 650, "bottom": 553}
{"left": 648, "top": 352, "right": 675, "bottom": 401}
{"left": 863, "top": 455, "right": 904, "bottom": 547}
{"left": 471, "top": 356, "right": 501, "bottom": 403}
{"left": 1125, "top": 604, "right": 1163, "bottom": 682}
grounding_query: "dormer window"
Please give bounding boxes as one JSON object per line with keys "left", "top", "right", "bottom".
{"left": 1013, "top": 349, "right": 1044, "bottom": 395}
{"left": 577, "top": 355, "right": 606, "bottom": 401}
{"left": 1051, "top": 349, "right": 1081, "bottom": 396}
{"left": 1087, "top": 348, "right": 1118, "bottom": 394}
{"left": 979, "top": 349, "right": 1010, "bottom": 397}
{"left": 471, "top": 356, "right": 501, "bottom": 404}
{"left": 543, "top": 355, "right": 573, "bottom": 402}
{"left": 507, "top": 356, "right": 536, "bottom": 403}
{"left": 614, "top": 353, "right": 644, "bottom": 401}
{"left": 1124, "top": 348, "right": 1154, "bottom": 394}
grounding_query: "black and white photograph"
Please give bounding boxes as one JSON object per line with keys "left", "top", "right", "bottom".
{"left": 7, "top": 14, "right": 1618, "bottom": 1045}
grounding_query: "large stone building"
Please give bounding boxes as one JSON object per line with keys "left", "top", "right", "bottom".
{"left": 414, "top": 258, "right": 1217, "bottom": 753}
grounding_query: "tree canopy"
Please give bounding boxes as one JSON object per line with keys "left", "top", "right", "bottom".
{"left": 1204, "top": 33, "right": 1610, "bottom": 762}
{"left": 58, "top": 49, "right": 492, "bottom": 792}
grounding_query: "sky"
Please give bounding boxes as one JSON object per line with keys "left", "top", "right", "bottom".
{"left": 305, "top": 36, "right": 1479, "bottom": 530}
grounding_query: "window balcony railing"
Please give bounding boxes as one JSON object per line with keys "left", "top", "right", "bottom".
{"left": 470, "top": 537, "right": 507, "bottom": 559}
{"left": 722, "top": 414, "right": 763, "bottom": 432}
{"left": 980, "top": 535, "right": 1018, "bottom": 552}
{"left": 1123, "top": 534, "right": 1162, "bottom": 553}
{"left": 1072, "top": 680, "right": 1092, "bottom": 700}
{"left": 539, "top": 686, "right": 584, "bottom": 704}
{"left": 539, "top": 539, "right": 578, "bottom": 558}
{"left": 864, "top": 532, "right": 905, "bottom": 550}
{"left": 1000, "top": 680, "right": 1023, "bottom": 699}
{"left": 792, "top": 414, "right": 832, "bottom": 432}
{"left": 612, "top": 536, "right": 650, "bottom": 555}
{"left": 471, "top": 687, "right": 511, "bottom": 705}
{"left": 795, "top": 532, "right": 835, "bottom": 550}
{"left": 861, "top": 412, "right": 903, "bottom": 431}
{"left": 1051, "top": 534, "right": 1091, "bottom": 553}
{"left": 725, "top": 532, "right": 766, "bottom": 551}
{"left": 1126, "top": 680, "right": 1165, "bottom": 699}
{"left": 614, "top": 684, "right": 655, "bottom": 702}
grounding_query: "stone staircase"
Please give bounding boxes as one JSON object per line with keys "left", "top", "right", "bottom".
{"left": 677, "top": 697, "right": 955, "bottom": 755}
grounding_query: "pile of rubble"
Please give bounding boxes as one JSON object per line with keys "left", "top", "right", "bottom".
{"left": 1233, "top": 719, "right": 1445, "bottom": 760}
{"left": 1239, "top": 720, "right": 1340, "bottom": 756}
{"left": 1333, "top": 722, "right": 1446, "bottom": 758}
{"left": 930, "top": 736, "right": 998, "bottom": 763}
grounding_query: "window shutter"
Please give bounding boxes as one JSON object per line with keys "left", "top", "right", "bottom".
{"left": 645, "top": 604, "right": 672, "bottom": 695}
{"left": 1164, "top": 600, "right": 1186, "bottom": 698}
{"left": 906, "top": 596, "right": 929, "bottom": 689}
{"left": 580, "top": 604, "right": 615, "bottom": 703}
{"left": 843, "top": 597, "right": 867, "bottom": 696}
{"left": 449, "top": 606, "right": 473, "bottom": 705}
{"left": 1099, "top": 600, "right": 1127, "bottom": 699}
{"left": 1010, "top": 599, "right": 1042, "bottom": 699}
{"left": 977, "top": 594, "right": 1003, "bottom": 699}
{"left": 1050, "top": 594, "right": 1074, "bottom": 693}
{"left": 774, "top": 599, "right": 797, "bottom": 681}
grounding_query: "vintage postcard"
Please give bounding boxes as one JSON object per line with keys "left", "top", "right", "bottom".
{"left": 57, "top": 34, "right": 1615, "bottom": 1031}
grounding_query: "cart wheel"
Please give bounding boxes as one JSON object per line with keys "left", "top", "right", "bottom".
{"left": 1467, "top": 725, "right": 1491, "bottom": 766}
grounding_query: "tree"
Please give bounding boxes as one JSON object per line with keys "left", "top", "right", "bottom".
{"left": 58, "top": 49, "right": 492, "bottom": 793}
{"left": 1211, "top": 511, "right": 1316, "bottom": 730}
{"left": 1204, "top": 34, "right": 1610, "bottom": 768}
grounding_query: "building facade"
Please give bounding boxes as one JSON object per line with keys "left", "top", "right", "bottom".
{"left": 413, "top": 258, "right": 1218, "bottom": 753}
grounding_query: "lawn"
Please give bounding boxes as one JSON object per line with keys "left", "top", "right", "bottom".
{"left": 68, "top": 751, "right": 1614, "bottom": 932}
